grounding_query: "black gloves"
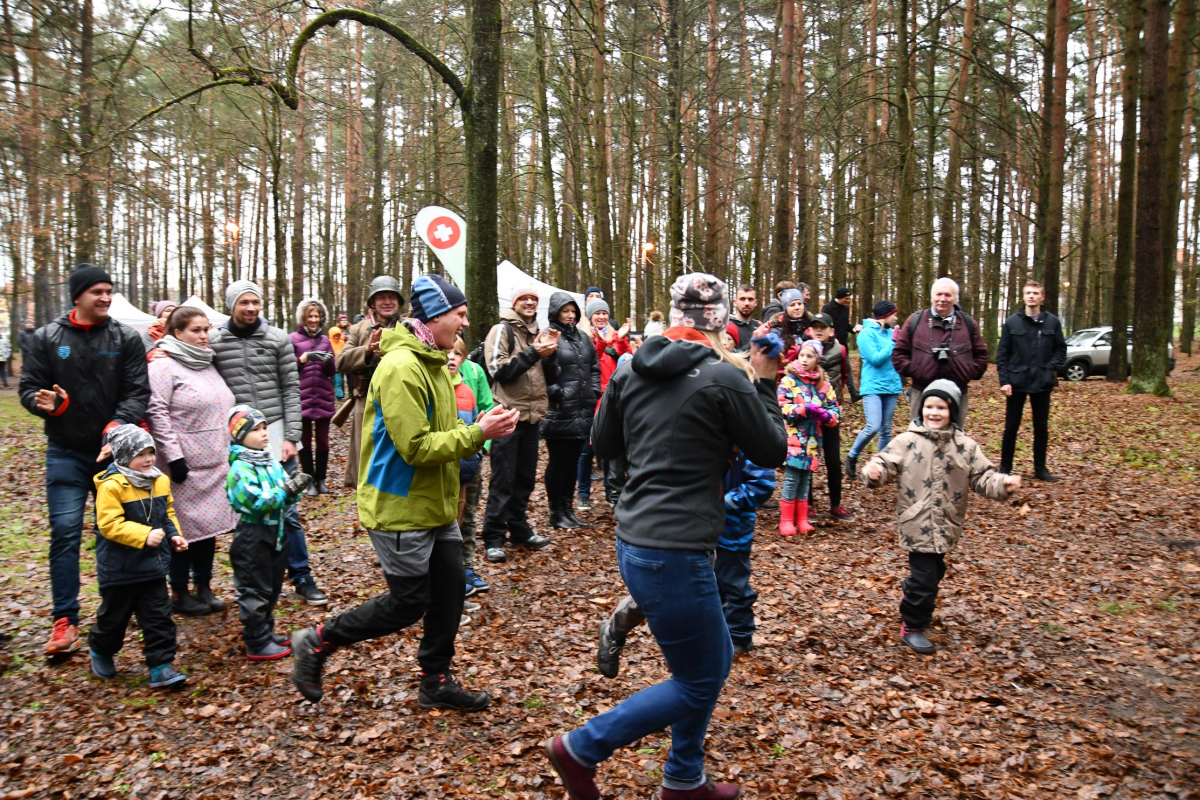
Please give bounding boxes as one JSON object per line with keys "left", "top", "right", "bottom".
{"left": 305, "top": 351, "right": 334, "bottom": 362}
{"left": 283, "top": 472, "right": 313, "bottom": 499}
{"left": 169, "top": 459, "right": 189, "bottom": 484}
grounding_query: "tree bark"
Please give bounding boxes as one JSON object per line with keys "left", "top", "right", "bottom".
{"left": 772, "top": 0, "right": 795, "bottom": 287}
{"left": 1042, "top": 0, "right": 1070, "bottom": 312}
{"left": 1110, "top": 0, "right": 1142, "bottom": 382}
{"left": 894, "top": 0, "right": 916, "bottom": 312}
{"left": 531, "top": 0, "right": 562, "bottom": 285}
{"left": 1159, "top": 0, "right": 1197, "bottom": 336}
{"left": 464, "top": 0, "right": 502, "bottom": 342}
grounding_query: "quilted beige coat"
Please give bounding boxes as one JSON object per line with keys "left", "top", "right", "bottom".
{"left": 862, "top": 422, "right": 1010, "bottom": 553}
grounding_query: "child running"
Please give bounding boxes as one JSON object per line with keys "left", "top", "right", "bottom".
{"left": 89, "top": 424, "right": 188, "bottom": 688}
{"left": 861, "top": 379, "right": 1020, "bottom": 654}
{"left": 226, "top": 405, "right": 312, "bottom": 660}
{"left": 715, "top": 449, "right": 775, "bottom": 654}
{"left": 776, "top": 338, "right": 840, "bottom": 535}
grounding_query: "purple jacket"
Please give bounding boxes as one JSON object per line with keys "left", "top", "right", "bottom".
{"left": 291, "top": 298, "right": 337, "bottom": 420}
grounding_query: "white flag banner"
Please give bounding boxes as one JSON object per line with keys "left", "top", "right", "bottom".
{"left": 414, "top": 206, "right": 467, "bottom": 290}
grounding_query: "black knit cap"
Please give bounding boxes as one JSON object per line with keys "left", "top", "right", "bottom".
{"left": 69, "top": 263, "right": 113, "bottom": 301}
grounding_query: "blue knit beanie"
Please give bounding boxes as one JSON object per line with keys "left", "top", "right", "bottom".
{"left": 586, "top": 286, "right": 604, "bottom": 299}
{"left": 410, "top": 274, "right": 467, "bottom": 323}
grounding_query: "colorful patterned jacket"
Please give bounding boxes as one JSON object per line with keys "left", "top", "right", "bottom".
{"left": 226, "top": 445, "right": 291, "bottom": 543}
{"left": 718, "top": 452, "right": 775, "bottom": 551}
{"left": 777, "top": 373, "right": 840, "bottom": 470}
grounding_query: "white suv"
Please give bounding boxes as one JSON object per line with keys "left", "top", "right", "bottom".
{"left": 1059, "top": 326, "right": 1176, "bottom": 382}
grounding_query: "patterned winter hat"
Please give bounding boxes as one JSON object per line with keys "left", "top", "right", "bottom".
{"left": 228, "top": 404, "right": 268, "bottom": 444}
{"left": 107, "top": 424, "right": 155, "bottom": 467}
{"left": 799, "top": 338, "right": 824, "bottom": 358}
{"left": 410, "top": 274, "right": 467, "bottom": 323}
{"left": 668, "top": 273, "right": 729, "bottom": 331}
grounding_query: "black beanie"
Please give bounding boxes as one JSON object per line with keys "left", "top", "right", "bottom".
{"left": 872, "top": 299, "right": 898, "bottom": 319}
{"left": 69, "top": 264, "right": 113, "bottom": 301}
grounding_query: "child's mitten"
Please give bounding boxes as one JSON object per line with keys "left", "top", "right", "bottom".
{"left": 283, "top": 472, "right": 313, "bottom": 499}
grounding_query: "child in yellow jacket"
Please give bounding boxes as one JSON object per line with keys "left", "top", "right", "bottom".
{"left": 89, "top": 424, "right": 188, "bottom": 688}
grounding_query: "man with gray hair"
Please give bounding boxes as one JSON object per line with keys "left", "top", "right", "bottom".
{"left": 892, "top": 277, "right": 988, "bottom": 428}
{"left": 210, "top": 280, "right": 328, "bottom": 606}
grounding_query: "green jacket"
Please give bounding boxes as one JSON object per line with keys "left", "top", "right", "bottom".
{"left": 458, "top": 357, "right": 494, "bottom": 452}
{"left": 358, "top": 324, "right": 484, "bottom": 532}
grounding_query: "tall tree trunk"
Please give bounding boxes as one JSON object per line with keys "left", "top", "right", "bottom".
{"left": 937, "top": 0, "right": 975, "bottom": 280}
{"left": 589, "top": 0, "right": 615, "bottom": 299}
{"left": 664, "top": 0, "right": 684, "bottom": 273}
{"left": 1110, "top": 0, "right": 1142, "bottom": 382}
{"left": 1130, "top": 0, "right": 1170, "bottom": 395}
{"left": 702, "top": 0, "right": 722, "bottom": 272}
{"left": 531, "top": 0, "right": 562, "bottom": 285}
{"left": 1074, "top": 4, "right": 1099, "bottom": 328}
{"left": 464, "top": 0, "right": 502, "bottom": 342}
{"left": 291, "top": 6, "right": 308, "bottom": 302}
{"left": 894, "top": 0, "right": 916, "bottom": 312}
{"left": 1042, "top": 0, "right": 1070, "bottom": 312}
{"left": 1034, "top": 2, "right": 1056, "bottom": 282}
{"left": 1159, "top": 0, "right": 1197, "bottom": 336}
{"left": 1183, "top": 107, "right": 1200, "bottom": 355}
{"left": 772, "top": 0, "right": 795, "bottom": 286}
{"left": 73, "top": 0, "right": 97, "bottom": 265}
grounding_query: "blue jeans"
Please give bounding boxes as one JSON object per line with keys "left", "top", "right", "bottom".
{"left": 781, "top": 466, "right": 812, "bottom": 502}
{"left": 714, "top": 548, "right": 756, "bottom": 647}
{"left": 849, "top": 393, "right": 900, "bottom": 458}
{"left": 566, "top": 540, "right": 733, "bottom": 791}
{"left": 45, "top": 443, "right": 101, "bottom": 625}
{"left": 282, "top": 456, "right": 313, "bottom": 586}
{"left": 577, "top": 442, "right": 595, "bottom": 500}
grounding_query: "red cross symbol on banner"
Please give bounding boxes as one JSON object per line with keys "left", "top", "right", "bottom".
{"left": 428, "top": 216, "right": 461, "bottom": 249}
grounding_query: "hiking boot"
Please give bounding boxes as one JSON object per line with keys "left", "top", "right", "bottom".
{"left": 294, "top": 579, "right": 328, "bottom": 606}
{"left": 418, "top": 671, "right": 490, "bottom": 711}
{"left": 247, "top": 640, "right": 292, "bottom": 660}
{"left": 148, "top": 663, "right": 187, "bottom": 689}
{"left": 844, "top": 454, "right": 858, "bottom": 479}
{"left": 577, "top": 497, "right": 592, "bottom": 513}
{"left": 172, "top": 588, "right": 211, "bottom": 617}
{"left": 194, "top": 581, "right": 227, "bottom": 613}
{"left": 597, "top": 619, "right": 626, "bottom": 679}
{"left": 486, "top": 547, "right": 507, "bottom": 563}
{"left": 515, "top": 533, "right": 551, "bottom": 550}
{"left": 655, "top": 779, "right": 740, "bottom": 799}
{"left": 544, "top": 735, "right": 600, "bottom": 800}
{"left": 291, "top": 626, "right": 337, "bottom": 702}
{"left": 90, "top": 650, "right": 116, "bottom": 680}
{"left": 900, "top": 623, "right": 935, "bottom": 655}
{"left": 45, "top": 618, "right": 81, "bottom": 656}
{"left": 1034, "top": 470, "right": 1059, "bottom": 482}
{"left": 465, "top": 569, "right": 490, "bottom": 593}
{"left": 829, "top": 506, "right": 854, "bottom": 521}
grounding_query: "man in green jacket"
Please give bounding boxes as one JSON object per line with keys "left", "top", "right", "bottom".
{"left": 290, "top": 274, "right": 518, "bottom": 708}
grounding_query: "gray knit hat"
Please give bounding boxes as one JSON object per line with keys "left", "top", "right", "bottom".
{"left": 225, "top": 280, "right": 263, "bottom": 312}
{"left": 586, "top": 299, "right": 611, "bottom": 320}
{"left": 921, "top": 379, "right": 962, "bottom": 426}
{"left": 668, "top": 273, "right": 729, "bottom": 331}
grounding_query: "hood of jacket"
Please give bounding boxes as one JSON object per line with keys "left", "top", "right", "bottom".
{"left": 547, "top": 292, "right": 582, "bottom": 337}
{"left": 378, "top": 322, "right": 449, "bottom": 369}
{"left": 500, "top": 306, "right": 540, "bottom": 335}
{"left": 631, "top": 333, "right": 715, "bottom": 380}
{"left": 295, "top": 297, "right": 329, "bottom": 333}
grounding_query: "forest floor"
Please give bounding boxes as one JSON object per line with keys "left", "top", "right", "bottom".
{"left": 0, "top": 357, "right": 1198, "bottom": 800}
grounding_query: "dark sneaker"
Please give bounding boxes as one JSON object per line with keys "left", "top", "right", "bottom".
{"left": 247, "top": 640, "right": 292, "bottom": 661}
{"left": 148, "top": 663, "right": 187, "bottom": 689}
{"left": 90, "top": 649, "right": 116, "bottom": 680}
{"left": 172, "top": 589, "right": 211, "bottom": 617}
{"left": 577, "top": 497, "right": 592, "bottom": 513}
{"left": 194, "top": 582, "right": 227, "bottom": 613}
{"left": 45, "top": 618, "right": 81, "bottom": 656}
{"left": 732, "top": 640, "right": 753, "bottom": 655}
{"left": 544, "top": 735, "right": 600, "bottom": 800}
{"left": 900, "top": 623, "right": 935, "bottom": 655}
{"left": 418, "top": 672, "right": 490, "bottom": 711}
{"left": 486, "top": 547, "right": 507, "bottom": 563}
{"left": 294, "top": 580, "right": 328, "bottom": 606}
{"left": 465, "top": 580, "right": 478, "bottom": 598}
{"left": 514, "top": 533, "right": 551, "bottom": 550}
{"left": 465, "top": 569, "right": 490, "bottom": 593}
{"left": 656, "top": 779, "right": 740, "bottom": 799}
{"left": 596, "top": 619, "right": 626, "bottom": 679}
{"left": 291, "top": 626, "right": 337, "bottom": 702}
{"left": 1034, "top": 470, "right": 1059, "bottom": 482}
{"left": 844, "top": 454, "right": 858, "bottom": 478}
{"left": 829, "top": 506, "right": 854, "bottom": 521}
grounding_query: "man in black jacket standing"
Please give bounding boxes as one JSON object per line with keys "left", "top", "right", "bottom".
{"left": 996, "top": 280, "right": 1067, "bottom": 481}
{"left": 20, "top": 264, "right": 151, "bottom": 656}
{"left": 821, "top": 287, "right": 857, "bottom": 348}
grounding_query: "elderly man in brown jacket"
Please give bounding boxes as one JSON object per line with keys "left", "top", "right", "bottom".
{"left": 336, "top": 276, "right": 404, "bottom": 488}
{"left": 480, "top": 287, "right": 558, "bottom": 563}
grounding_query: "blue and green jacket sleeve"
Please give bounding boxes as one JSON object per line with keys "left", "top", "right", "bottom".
{"left": 226, "top": 450, "right": 290, "bottom": 524}
{"left": 719, "top": 454, "right": 776, "bottom": 551}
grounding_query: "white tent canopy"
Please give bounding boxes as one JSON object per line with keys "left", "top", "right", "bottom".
{"left": 108, "top": 293, "right": 157, "bottom": 333}
{"left": 495, "top": 260, "right": 584, "bottom": 329}
{"left": 180, "top": 295, "right": 231, "bottom": 327}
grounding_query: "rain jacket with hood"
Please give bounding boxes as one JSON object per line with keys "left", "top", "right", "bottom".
{"left": 358, "top": 323, "right": 485, "bottom": 532}
{"left": 592, "top": 328, "right": 787, "bottom": 551}
{"left": 862, "top": 421, "right": 1010, "bottom": 553}
{"left": 290, "top": 298, "right": 337, "bottom": 420}
{"left": 93, "top": 465, "right": 183, "bottom": 588}
{"left": 541, "top": 292, "right": 601, "bottom": 440}
{"left": 484, "top": 308, "right": 551, "bottom": 423}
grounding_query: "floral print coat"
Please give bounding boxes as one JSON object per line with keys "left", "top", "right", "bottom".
{"left": 777, "top": 374, "right": 840, "bottom": 470}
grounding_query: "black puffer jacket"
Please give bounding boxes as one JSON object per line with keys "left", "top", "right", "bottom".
{"left": 19, "top": 314, "right": 151, "bottom": 452}
{"left": 540, "top": 292, "right": 601, "bottom": 440}
{"left": 593, "top": 331, "right": 787, "bottom": 551}
{"left": 996, "top": 309, "right": 1067, "bottom": 393}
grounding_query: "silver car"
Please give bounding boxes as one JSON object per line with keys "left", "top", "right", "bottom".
{"left": 1059, "top": 326, "right": 1176, "bottom": 381}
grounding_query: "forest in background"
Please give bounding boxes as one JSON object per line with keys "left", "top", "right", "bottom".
{"left": 0, "top": 0, "right": 1196, "bottom": 391}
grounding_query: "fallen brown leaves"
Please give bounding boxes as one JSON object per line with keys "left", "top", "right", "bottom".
{"left": 0, "top": 360, "right": 1197, "bottom": 799}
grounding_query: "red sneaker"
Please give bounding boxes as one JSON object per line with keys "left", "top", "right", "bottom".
{"left": 45, "top": 618, "right": 81, "bottom": 655}
{"left": 545, "top": 736, "right": 601, "bottom": 800}
{"left": 830, "top": 506, "right": 854, "bottom": 521}
{"left": 655, "top": 779, "right": 740, "bottom": 799}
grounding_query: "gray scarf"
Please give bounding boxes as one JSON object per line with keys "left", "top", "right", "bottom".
{"left": 156, "top": 334, "right": 214, "bottom": 370}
